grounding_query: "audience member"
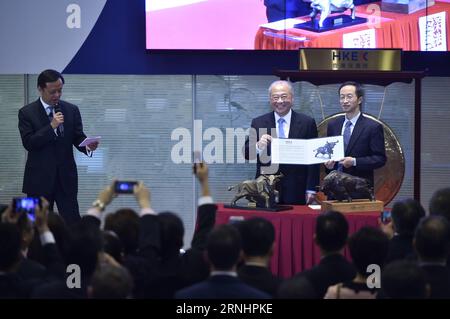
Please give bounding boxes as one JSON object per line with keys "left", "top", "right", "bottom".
{"left": 88, "top": 264, "right": 133, "bottom": 299}
{"left": 0, "top": 222, "right": 24, "bottom": 298}
{"left": 379, "top": 260, "right": 429, "bottom": 299}
{"left": 236, "top": 217, "right": 283, "bottom": 296}
{"left": 276, "top": 276, "right": 317, "bottom": 299}
{"left": 414, "top": 216, "right": 450, "bottom": 298}
{"left": 175, "top": 224, "right": 270, "bottom": 299}
{"left": 325, "top": 226, "right": 389, "bottom": 299}
{"left": 102, "top": 230, "right": 125, "bottom": 264}
{"left": 279, "top": 210, "right": 356, "bottom": 298}
{"left": 429, "top": 187, "right": 450, "bottom": 222}
{"left": 381, "top": 199, "right": 425, "bottom": 263}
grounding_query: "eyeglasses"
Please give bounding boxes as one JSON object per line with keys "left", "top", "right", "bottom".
{"left": 271, "top": 94, "right": 290, "bottom": 102}
{"left": 340, "top": 94, "right": 356, "bottom": 101}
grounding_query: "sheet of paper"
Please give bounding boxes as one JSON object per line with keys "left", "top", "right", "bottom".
{"left": 259, "top": 18, "right": 306, "bottom": 31}
{"left": 271, "top": 136, "right": 344, "bottom": 165}
{"left": 79, "top": 136, "right": 102, "bottom": 147}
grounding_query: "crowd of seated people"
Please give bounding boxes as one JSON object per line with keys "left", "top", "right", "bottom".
{"left": 1, "top": 167, "right": 450, "bottom": 299}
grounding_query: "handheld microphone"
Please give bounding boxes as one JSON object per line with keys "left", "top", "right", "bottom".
{"left": 54, "top": 104, "right": 64, "bottom": 137}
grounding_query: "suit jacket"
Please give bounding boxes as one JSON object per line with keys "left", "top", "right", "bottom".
{"left": 296, "top": 254, "right": 357, "bottom": 298}
{"left": 175, "top": 275, "right": 271, "bottom": 299}
{"left": 385, "top": 234, "right": 416, "bottom": 264}
{"left": 244, "top": 110, "right": 319, "bottom": 205}
{"left": 326, "top": 114, "right": 386, "bottom": 186}
{"left": 16, "top": 256, "right": 46, "bottom": 281}
{"left": 421, "top": 264, "right": 450, "bottom": 299}
{"left": 238, "top": 264, "right": 283, "bottom": 296}
{"left": 18, "top": 99, "right": 88, "bottom": 196}
{"left": 0, "top": 274, "right": 28, "bottom": 298}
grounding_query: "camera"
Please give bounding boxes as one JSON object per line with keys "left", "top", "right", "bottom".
{"left": 380, "top": 210, "right": 392, "bottom": 224}
{"left": 12, "top": 197, "right": 41, "bottom": 222}
{"left": 114, "top": 181, "right": 137, "bottom": 194}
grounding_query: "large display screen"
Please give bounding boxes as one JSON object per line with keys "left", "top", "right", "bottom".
{"left": 146, "top": 0, "right": 450, "bottom": 51}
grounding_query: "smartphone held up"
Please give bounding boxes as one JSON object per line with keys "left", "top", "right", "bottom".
{"left": 114, "top": 181, "right": 138, "bottom": 194}
{"left": 12, "top": 197, "right": 41, "bottom": 222}
{"left": 380, "top": 210, "right": 392, "bottom": 224}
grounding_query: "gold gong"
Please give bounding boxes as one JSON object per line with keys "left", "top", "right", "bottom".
{"left": 317, "top": 113, "right": 405, "bottom": 206}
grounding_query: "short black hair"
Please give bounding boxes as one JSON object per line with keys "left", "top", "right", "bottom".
{"left": 67, "top": 222, "right": 102, "bottom": 279}
{"left": 391, "top": 198, "right": 426, "bottom": 235}
{"left": 102, "top": 231, "right": 124, "bottom": 264}
{"left": 37, "top": 69, "right": 65, "bottom": 89}
{"left": 429, "top": 187, "right": 450, "bottom": 222}
{"left": 207, "top": 224, "right": 242, "bottom": 270}
{"left": 237, "top": 217, "right": 275, "bottom": 257}
{"left": 104, "top": 209, "right": 139, "bottom": 255}
{"left": 91, "top": 265, "right": 133, "bottom": 299}
{"left": 315, "top": 210, "right": 349, "bottom": 252}
{"left": 414, "top": 215, "right": 450, "bottom": 261}
{"left": 338, "top": 81, "right": 364, "bottom": 99}
{"left": 158, "top": 211, "right": 184, "bottom": 258}
{"left": 348, "top": 226, "right": 389, "bottom": 276}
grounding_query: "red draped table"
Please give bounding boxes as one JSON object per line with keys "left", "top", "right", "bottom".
{"left": 215, "top": 204, "right": 379, "bottom": 278}
{"left": 255, "top": 1, "right": 450, "bottom": 50}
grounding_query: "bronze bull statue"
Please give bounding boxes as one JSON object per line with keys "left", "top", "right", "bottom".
{"left": 228, "top": 174, "right": 283, "bottom": 208}
{"left": 314, "top": 140, "right": 339, "bottom": 159}
{"left": 321, "top": 170, "right": 374, "bottom": 202}
{"left": 310, "top": 0, "right": 356, "bottom": 28}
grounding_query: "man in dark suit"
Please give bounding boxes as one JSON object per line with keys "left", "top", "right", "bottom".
{"left": 414, "top": 216, "right": 450, "bottom": 299}
{"left": 175, "top": 224, "right": 270, "bottom": 299}
{"left": 18, "top": 69, "right": 98, "bottom": 225}
{"left": 325, "top": 81, "right": 386, "bottom": 188}
{"left": 264, "top": 0, "right": 312, "bottom": 22}
{"left": 244, "top": 80, "right": 319, "bottom": 205}
{"left": 382, "top": 199, "right": 425, "bottom": 264}
{"left": 236, "top": 217, "right": 283, "bottom": 296}
{"left": 429, "top": 187, "right": 450, "bottom": 266}
{"left": 278, "top": 210, "right": 356, "bottom": 298}
{"left": 430, "top": 187, "right": 450, "bottom": 222}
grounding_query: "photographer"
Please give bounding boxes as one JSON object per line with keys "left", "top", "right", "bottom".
{"left": 83, "top": 163, "right": 217, "bottom": 298}
{"left": 1, "top": 197, "right": 66, "bottom": 298}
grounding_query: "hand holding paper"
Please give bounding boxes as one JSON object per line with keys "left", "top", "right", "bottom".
{"left": 79, "top": 136, "right": 101, "bottom": 149}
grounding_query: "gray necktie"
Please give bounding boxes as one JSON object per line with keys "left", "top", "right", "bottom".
{"left": 338, "top": 121, "right": 353, "bottom": 172}
{"left": 343, "top": 121, "right": 353, "bottom": 151}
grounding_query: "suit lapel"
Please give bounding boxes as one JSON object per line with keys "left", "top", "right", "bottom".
{"left": 332, "top": 115, "right": 345, "bottom": 136}
{"left": 265, "top": 112, "right": 276, "bottom": 137}
{"left": 346, "top": 115, "right": 366, "bottom": 155}
{"left": 288, "top": 111, "right": 303, "bottom": 138}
